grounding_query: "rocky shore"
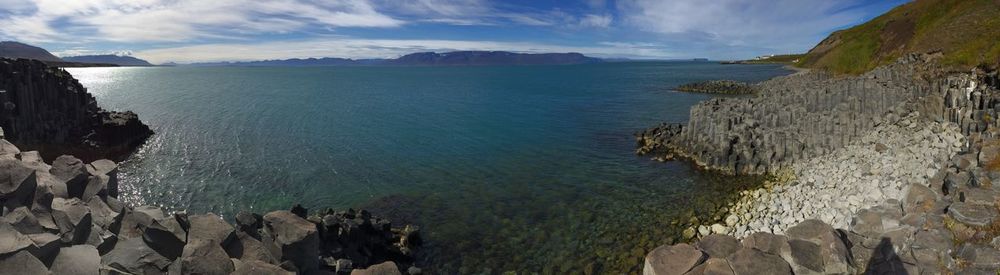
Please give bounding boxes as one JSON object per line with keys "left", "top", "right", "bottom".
{"left": 674, "top": 80, "right": 756, "bottom": 95}
{"left": 0, "top": 58, "right": 153, "bottom": 162}
{"left": 0, "top": 138, "right": 421, "bottom": 274}
{"left": 641, "top": 55, "right": 1000, "bottom": 273}
{"left": 0, "top": 59, "right": 420, "bottom": 274}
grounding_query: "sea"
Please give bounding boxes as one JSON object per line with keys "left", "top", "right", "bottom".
{"left": 68, "top": 61, "right": 790, "bottom": 273}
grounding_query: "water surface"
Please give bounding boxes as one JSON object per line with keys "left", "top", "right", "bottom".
{"left": 68, "top": 62, "right": 789, "bottom": 273}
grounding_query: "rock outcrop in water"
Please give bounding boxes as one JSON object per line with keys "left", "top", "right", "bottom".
{"left": 0, "top": 58, "right": 153, "bottom": 162}
{"left": 0, "top": 139, "right": 422, "bottom": 274}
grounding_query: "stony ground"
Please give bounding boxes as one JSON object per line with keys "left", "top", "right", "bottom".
{"left": 644, "top": 69, "right": 1000, "bottom": 274}
{"left": 646, "top": 119, "right": 1000, "bottom": 274}
{"left": 718, "top": 112, "right": 964, "bottom": 238}
{"left": 0, "top": 137, "right": 420, "bottom": 274}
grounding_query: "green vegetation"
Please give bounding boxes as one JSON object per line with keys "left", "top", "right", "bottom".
{"left": 797, "top": 0, "right": 1000, "bottom": 74}
{"left": 739, "top": 54, "right": 806, "bottom": 64}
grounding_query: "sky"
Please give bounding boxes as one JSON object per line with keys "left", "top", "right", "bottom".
{"left": 0, "top": 0, "right": 910, "bottom": 64}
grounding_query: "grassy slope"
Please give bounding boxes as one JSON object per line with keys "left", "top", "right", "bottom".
{"left": 797, "top": 0, "right": 1000, "bottom": 74}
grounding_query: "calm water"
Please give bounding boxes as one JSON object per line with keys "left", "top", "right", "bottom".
{"left": 68, "top": 62, "right": 789, "bottom": 273}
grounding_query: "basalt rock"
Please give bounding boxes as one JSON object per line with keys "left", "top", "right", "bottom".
{"left": 637, "top": 55, "right": 950, "bottom": 174}
{"left": 0, "top": 58, "right": 152, "bottom": 162}
{"left": 675, "top": 80, "right": 757, "bottom": 95}
{"left": 0, "top": 139, "right": 422, "bottom": 274}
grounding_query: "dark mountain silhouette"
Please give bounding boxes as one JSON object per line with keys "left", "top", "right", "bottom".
{"left": 188, "top": 51, "right": 603, "bottom": 66}
{"left": 0, "top": 41, "right": 64, "bottom": 62}
{"left": 62, "top": 55, "right": 153, "bottom": 66}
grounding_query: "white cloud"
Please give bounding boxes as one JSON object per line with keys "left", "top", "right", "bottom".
{"left": 133, "top": 38, "right": 678, "bottom": 64}
{"left": 579, "top": 14, "right": 612, "bottom": 28}
{"left": 0, "top": 0, "right": 404, "bottom": 43}
{"left": 617, "top": 0, "right": 874, "bottom": 51}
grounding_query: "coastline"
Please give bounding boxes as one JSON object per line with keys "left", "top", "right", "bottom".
{"left": 641, "top": 55, "right": 1000, "bottom": 273}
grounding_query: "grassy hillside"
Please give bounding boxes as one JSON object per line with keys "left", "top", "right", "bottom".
{"left": 797, "top": 0, "right": 1000, "bottom": 74}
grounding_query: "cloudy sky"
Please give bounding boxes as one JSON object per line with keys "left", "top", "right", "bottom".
{"left": 0, "top": 0, "right": 909, "bottom": 64}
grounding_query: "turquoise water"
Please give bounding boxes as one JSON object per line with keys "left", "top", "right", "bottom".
{"left": 68, "top": 62, "right": 789, "bottom": 273}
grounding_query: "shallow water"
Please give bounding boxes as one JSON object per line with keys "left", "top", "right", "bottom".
{"left": 68, "top": 62, "right": 789, "bottom": 273}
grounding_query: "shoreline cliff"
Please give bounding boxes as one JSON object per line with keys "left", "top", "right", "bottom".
{"left": 640, "top": 54, "right": 1000, "bottom": 274}
{"left": 0, "top": 58, "right": 153, "bottom": 162}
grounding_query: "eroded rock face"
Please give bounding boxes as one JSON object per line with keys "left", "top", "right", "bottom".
{"left": 637, "top": 55, "right": 944, "bottom": 174}
{"left": 0, "top": 58, "right": 152, "bottom": 162}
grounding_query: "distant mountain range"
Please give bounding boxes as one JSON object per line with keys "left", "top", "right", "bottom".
{"left": 62, "top": 55, "right": 153, "bottom": 66}
{"left": 2, "top": 41, "right": 618, "bottom": 67}
{"left": 0, "top": 41, "right": 64, "bottom": 62}
{"left": 0, "top": 41, "right": 155, "bottom": 67}
{"left": 189, "top": 51, "right": 604, "bottom": 67}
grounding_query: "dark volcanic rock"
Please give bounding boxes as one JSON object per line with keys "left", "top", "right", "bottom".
{"left": 675, "top": 80, "right": 757, "bottom": 94}
{"left": 696, "top": 234, "right": 740, "bottom": 258}
{"left": 727, "top": 248, "right": 792, "bottom": 275}
{"left": 643, "top": 243, "right": 706, "bottom": 275}
{"left": 233, "top": 260, "right": 295, "bottom": 275}
{"left": 636, "top": 56, "right": 942, "bottom": 174}
{"left": 350, "top": 261, "right": 402, "bottom": 275}
{"left": 263, "top": 210, "right": 320, "bottom": 273}
{"left": 101, "top": 237, "right": 172, "bottom": 274}
{"left": 187, "top": 213, "right": 236, "bottom": 247}
{"left": 179, "top": 238, "right": 236, "bottom": 275}
{"left": 51, "top": 244, "right": 100, "bottom": 275}
{"left": 0, "top": 250, "right": 48, "bottom": 275}
{"left": 0, "top": 58, "right": 153, "bottom": 162}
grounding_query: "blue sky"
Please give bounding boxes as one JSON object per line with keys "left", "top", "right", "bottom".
{"left": 0, "top": 0, "right": 910, "bottom": 64}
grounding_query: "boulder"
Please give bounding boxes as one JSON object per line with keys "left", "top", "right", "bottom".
{"left": 86, "top": 225, "right": 118, "bottom": 254}
{"left": 979, "top": 143, "right": 1000, "bottom": 165}
{"left": 0, "top": 250, "right": 48, "bottom": 275}
{"left": 236, "top": 211, "right": 263, "bottom": 237}
{"left": 685, "top": 258, "right": 735, "bottom": 275}
{"left": 86, "top": 159, "right": 118, "bottom": 198}
{"left": 642, "top": 243, "right": 705, "bottom": 275}
{"left": 263, "top": 210, "right": 320, "bottom": 273}
{"left": 696, "top": 234, "right": 740, "bottom": 258}
{"left": 50, "top": 244, "right": 100, "bottom": 275}
{"left": 101, "top": 237, "right": 172, "bottom": 274}
{"left": 18, "top": 151, "right": 49, "bottom": 172}
{"left": 233, "top": 260, "right": 295, "bottom": 275}
{"left": 741, "top": 232, "right": 788, "bottom": 255}
{"left": 50, "top": 197, "right": 93, "bottom": 244}
{"left": 80, "top": 174, "right": 107, "bottom": 200}
{"left": 86, "top": 197, "right": 121, "bottom": 231}
{"left": 226, "top": 231, "right": 278, "bottom": 264}
{"left": 948, "top": 202, "right": 999, "bottom": 226}
{"left": 351, "top": 261, "right": 402, "bottom": 275}
{"left": 727, "top": 248, "right": 792, "bottom": 275}
{"left": 25, "top": 232, "right": 60, "bottom": 264}
{"left": 142, "top": 216, "right": 187, "bottom": 260}
{"left": 2, "top": 206, "right": 44, "bottom": 234}
{"left": 780, "top": 239, "right": 824, "bottom": 274}
{"left": 957, "top": 244, "right": 1000, "bottom": 270}
{"left": 0, "top": 158, "right": 36, "bottom": 209}
{"left": 50, "top": 155, "right": 90, "bottom": 199}
{"left": 851, "top": 209, "right": 884, "bottom": 238}
{"left": 117, "top": 206, "right": 165, "bottom": 239}
{"left": 188, "top": 213, "right": 236, "bottom": 247}
{"left": 0, "top": 139, "right": 19, "bottom": 156}
{"left": 902, "top": 183, "right": 937, "bottom": 213}
{"left": 0, "top": 222, "right": 35, "bottom": 255}
{"left": 179, "top": 238, "right": 235, "bottom": 275}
